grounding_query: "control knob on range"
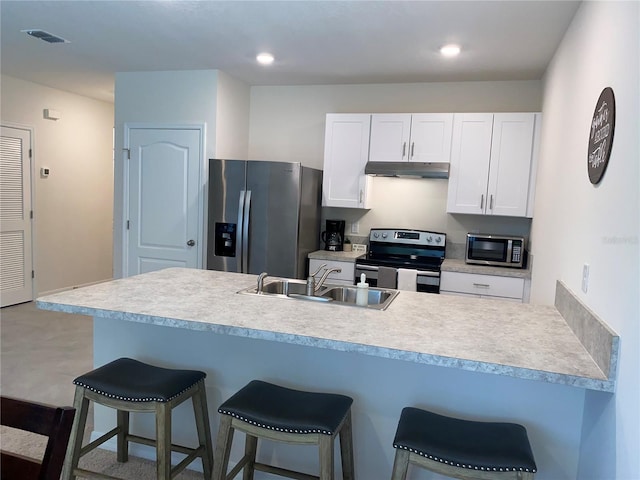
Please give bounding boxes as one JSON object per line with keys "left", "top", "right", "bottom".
{"left": 382, "top": 233, "right": 388, "bottom": 239}
{"left": 435, "top": 237, "right": 442, "bottom": 243}
{"left": 427, "top": 236, "right": 433, "bottom": 243}
{"left": 373, "top": 232, "right": 379, "bottom": 238}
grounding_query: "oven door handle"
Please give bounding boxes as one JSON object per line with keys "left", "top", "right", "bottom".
{"left": 416, "top": 271, "right": 440, "bottom": 278}
{"left": 357, "top": 265, "right": 441, "bottom": 278}
{"left": 355, "top": 264, "right": 379, "bottom": 271}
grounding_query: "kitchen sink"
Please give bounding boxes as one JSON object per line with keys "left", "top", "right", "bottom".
{"left": 258, "top": 279, "right": 309, "bottom": 296}
{"left": 318, "top": 286, "right": 399, "bottom": 310}
{"left": 238, "top": 279, "right": 398, "bottom": 310}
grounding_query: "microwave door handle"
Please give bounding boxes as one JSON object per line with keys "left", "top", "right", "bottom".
{"left": 506, "top": 240, "right": 513, "bottom": 264}
{"left": 242, "top": 190, "right": 252, "bottom": 273}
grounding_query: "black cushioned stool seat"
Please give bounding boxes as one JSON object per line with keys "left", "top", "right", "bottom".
{"left": 391, "top": 407, "right": 537, "bottom": 480}
{"left": 62, "top": 358, "right": 214, "bottom": 480}
{"left": 213, "top": 380, "right": 355, "bottom": 480}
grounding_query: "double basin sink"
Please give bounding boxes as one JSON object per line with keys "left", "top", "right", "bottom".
{"left": 238, "top": 279, "right": 398, "bottom": 311}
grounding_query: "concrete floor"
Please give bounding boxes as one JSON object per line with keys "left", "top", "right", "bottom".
{"left": 0, "top": 301, "right": 93, "bottom": 407}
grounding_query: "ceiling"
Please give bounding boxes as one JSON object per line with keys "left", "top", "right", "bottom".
{"left": 0, "top": 1, "right": 581, "bottom": 103}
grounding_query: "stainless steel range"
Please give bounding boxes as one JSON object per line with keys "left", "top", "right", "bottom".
{"left": 355, "top": 228, "right": 446, "bottom": 294}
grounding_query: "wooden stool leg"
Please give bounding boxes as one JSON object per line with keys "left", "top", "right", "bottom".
{"left": 156, "top": 402, "right": 172, "bottom": 480}
{"left": 116, "top": 409, "right": 129, "bottom": 462}
{"left": 213, "top": 414, "right": 235, "bottom": 480}
{"left": 319, "top": 434, "right": 335, "bottom": 480}
{"left": 339, "top": 411, "right": 355, "bottom": 480}
{"left": 242, "top": 434, "right": 258, "bottom": 480}
{"left": 61, "top": 387, "right": 90, "bottom": 480}
{"left": 192, "top": 383, "right": 214, "bottom": 479}
{"left": 390, "top": 449, "right": 410, "bottom": 480}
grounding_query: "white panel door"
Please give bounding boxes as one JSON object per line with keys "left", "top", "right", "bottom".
{"left": 369, "top": 114, "right": 411, "bottom": 162}
{"left": 487, "top": 113, "right": 536, "bottom": 217}
{"left": 0, "top": 126, "right": 33, "bottom": 306}
{"left": 126, "top": 127, "right": 202, "bottom": 276}
{"left": 322, "top": 114, "right": 372, "bottom": 208}
{"left": 409, "top": 113, "right": 454, "bottom": 163}
{"left": 446, "top": 114, "right": 494, "bottom": 214}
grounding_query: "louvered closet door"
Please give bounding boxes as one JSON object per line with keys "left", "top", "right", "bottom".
{"left": 0, "top": 126, "right": 33, "bottom": 307}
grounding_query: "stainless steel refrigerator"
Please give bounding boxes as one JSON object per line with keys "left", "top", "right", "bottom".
{"left": 207, "top": 159, "right": 322, "bottom": 279}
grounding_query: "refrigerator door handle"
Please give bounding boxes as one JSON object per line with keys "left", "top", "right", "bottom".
{"left": 236, "top": 191, "right": 246, "bottom": 273}
{"left": 242, "top": 190, "right": 252, "bottom": 273}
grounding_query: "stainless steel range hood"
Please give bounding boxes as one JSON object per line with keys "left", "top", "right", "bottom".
{"left": 364, "top": 161, "right": 449, "bottom": 178}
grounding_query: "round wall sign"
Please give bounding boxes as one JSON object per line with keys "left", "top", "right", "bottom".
{"left": 587, "top": 87, "right": 615, "bottom": 184}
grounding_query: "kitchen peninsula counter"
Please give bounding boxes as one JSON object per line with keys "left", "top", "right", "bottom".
{"left": 37, "top": 267, "right": 612, "bottom": 392}
{"left": 36, "top": 268, "right": 618, "bottom": 480}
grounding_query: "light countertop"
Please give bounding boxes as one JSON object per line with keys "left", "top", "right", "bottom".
{"left": 441, "top": 258, "right": 532, "bottom": 279}
{"left": 36, "top": 267, "right": 614, "bottom": 392}
{"left": 308, "top": 249, "right": 365, "bottom": 262}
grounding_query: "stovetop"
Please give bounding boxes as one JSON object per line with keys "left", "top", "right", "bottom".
{"left": 357, "top": 228, "right": 447, "bottom": 271}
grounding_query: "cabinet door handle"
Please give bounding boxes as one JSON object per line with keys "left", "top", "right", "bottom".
{"left": 490, "top": 194, "right": 494, "bottom": 210}
{"left": 402, "top": 142, "right": 407, "bottom": 159}
{"left": 480, "top": 194, "right": 484, "bottom": 210}
{"left": 359, "top": 189, "right": 363, "bottom": 204}
{"left": 411, "top": 142, "right": 415, "bottom": 158}
{"left": 473, "top": 283, "right": 491, "bottom": 288}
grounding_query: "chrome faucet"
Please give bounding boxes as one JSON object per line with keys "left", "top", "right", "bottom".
{"left": 306, "top": 267, "right": 341, "bottom": 296}
{"left": 309, "top": 263, "right": 327, "bottom": 277}
{"left": 256, "top": 272, "right": 268, "bottom": 294}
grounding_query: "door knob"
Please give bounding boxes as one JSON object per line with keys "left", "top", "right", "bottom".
{"left": 187, "top": 239, "right": 195, "bottom": 246}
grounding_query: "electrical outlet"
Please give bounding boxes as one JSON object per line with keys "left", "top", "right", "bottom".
{"left": 351, "top": 222, "right": 359, "bottom": 234}
{"left": 582, "top": 264, "right": 590, "bottom": 293}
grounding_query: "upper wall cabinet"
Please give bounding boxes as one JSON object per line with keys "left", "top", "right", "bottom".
{"left": 322, "top": 114, "right": 372, "bottom": 208}
{"left": 446, "top": 112, "right": 541, "bottom": 218}
{"left": 369, "top": 114, "right": 454, "bottom": 163}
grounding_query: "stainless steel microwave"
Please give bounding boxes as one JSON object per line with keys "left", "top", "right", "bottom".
{"left": 466, "top": 234, "right": 527, "bottom": 268}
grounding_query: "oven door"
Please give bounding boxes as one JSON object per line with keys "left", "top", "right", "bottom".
{"left": 354, "top": 264, "right": 440, "bottom": 294}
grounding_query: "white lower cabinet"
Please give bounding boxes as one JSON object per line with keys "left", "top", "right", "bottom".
{"left": 440, "top": 271, "right": 527, "bottom": 302}
{"left": 308, "top": 259, "right": 355, "bottom": 286}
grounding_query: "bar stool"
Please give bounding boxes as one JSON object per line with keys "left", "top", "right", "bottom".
{"left": 213, "top": 380, "right": 355, "bottom": 480}
{"left": 62, "top": 357, "right": 214, "bottom": 480}
{"left": 391, "top": 407, "right": 537, "bottom": 480}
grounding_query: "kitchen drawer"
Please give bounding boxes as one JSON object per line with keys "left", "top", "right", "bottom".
{"left": 440, "top": 271, "right": 525, "bottom": 300}
{"left": 309, "top": 259, "right": 355, "bottom": 284}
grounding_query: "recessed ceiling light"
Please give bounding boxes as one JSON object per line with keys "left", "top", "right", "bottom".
{"left": 256, "top": 53, "right": 274, "bottom": 65}
{"left": 21, "top": 29, "right": 70, "bottom": 44}
{"left": 440, "top": 44, "right": 461, "bottom": 57}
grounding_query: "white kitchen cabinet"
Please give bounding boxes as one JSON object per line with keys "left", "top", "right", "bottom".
{"left": 369, "top": 113, "right": 453, "bottom": 163}
{"left": 322, "top": 114, "right": 372, "bottom": 208}
{"left": 308, "top": 259, "right": 355, "bottom": 286}
{"left": 446, "top": 113, "right": 540, "bottom": 217}
{"left": 440, "top": 271, "right": 527, "bottom": 302}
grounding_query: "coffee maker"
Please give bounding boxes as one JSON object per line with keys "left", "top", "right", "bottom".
{"left": 322, "top": 219, "right": 345, "bottom": 251}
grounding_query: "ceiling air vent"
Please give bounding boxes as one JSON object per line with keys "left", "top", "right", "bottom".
{"left": 21, "top": 29, "right": 70, "bottom": 44}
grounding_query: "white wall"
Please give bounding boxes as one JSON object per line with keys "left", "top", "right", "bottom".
{"left": 113, "top": 70, "right": 224, "bottom": 277}
{"left": 0, "top": 75, "right": 114, "bottom": 295}
{"left": 215, "top": 71, "right": 250, "bottom": 159}
{"left": 530, "top": 2, "right": 639, "bottom": 478}
{"left": 248, "top": 80, "right": 541, "bottom": 243}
